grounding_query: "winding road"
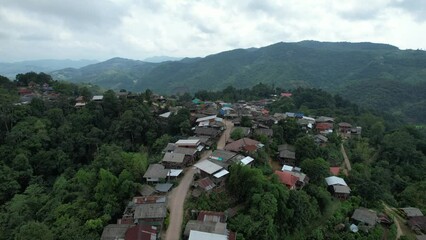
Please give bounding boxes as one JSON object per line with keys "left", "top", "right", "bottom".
{"left": 164, "top": 120, "right": 233, "bottom": 240}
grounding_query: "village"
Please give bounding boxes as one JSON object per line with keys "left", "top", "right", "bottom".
{"left": 15, "top": 82, "right": 426, "bottom": 240}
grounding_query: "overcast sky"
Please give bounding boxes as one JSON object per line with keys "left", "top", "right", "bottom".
{"left": 1, "top": 0, "right": 425, "bottom": 62}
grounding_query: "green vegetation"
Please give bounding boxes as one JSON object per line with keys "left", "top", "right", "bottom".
{"left": 0, "top": 73, "right": 193, "bottom": 239}
{"left": 52, "top": 41, "right": 426, "bottom": 123}
{"left": 2, "top": 72, "right": 426, "bottom": 239}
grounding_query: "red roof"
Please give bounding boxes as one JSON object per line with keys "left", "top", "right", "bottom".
{"left": 243, "top": 144, "right": 258, "bottom": 152}
{"left": 316, "top": 123, "right": 333, "bottom": 131}
{"left": 281, "top": 92, "right": 292, "bottom": 97}
{"left": 125, "top": 225, "right": 157, "bottom": 240}
{"left": 274, "top": 171, "right": 298, "bottom": 189}
{"left": 18, "top": 88, "right": 32, "bottom": 95}
{"left": 196, "top": 177, "right": 216, "bottom": 191}
{"left": 330, "top": 167, "right": 340, "bottom": 176}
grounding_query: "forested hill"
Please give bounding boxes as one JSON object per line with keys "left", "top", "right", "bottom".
{"left": 51, "top": 41, "right": 426, "bottom": 123}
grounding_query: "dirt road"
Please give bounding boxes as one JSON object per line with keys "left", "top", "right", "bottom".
{"left": 165, "top": 166, "right": 195, "bottom": 240}
{"left": 164, "top": 120, "right": 232, "bottom": 240}
{"left": 341, "top": 143, "right": 352, "bottom": 172}
{"left": 217, "top": 120, "right": 234, "bottom": 150}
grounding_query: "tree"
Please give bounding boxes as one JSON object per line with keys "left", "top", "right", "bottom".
{"left": 295, "top": 135, "right": 318, "bottom": 162}
{"left": 300, "top": 158, "right": 330, "bottom": 183}
{"left": 15, "top": 221, "right": 53, "bottom": 240}
{"left": 240, "top": 116, "right": 252, "bottom": 128}
{"left": 231, "top": 127, "right": 244, "bottom": 140}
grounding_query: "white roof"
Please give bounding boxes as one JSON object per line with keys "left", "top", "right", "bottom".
{"left": 194, "top": 159, "right": 223, "bottom": 175}
{"left": 213, "top": 169, "right": 229, "bottom": 178}
{"left": 196, "top": 115, "right": 217, "bottom": 122}
{"left": 240, "top": 156, "right": 254, "bottom": 166}
{"left": 75, "top": 102, "right": 86, "bottom": 107}
{"left": 176, "top": 139, "right": 200, "bottom": 146}
{"left": 188, "top": 230, "right": 227, "bottom": 240}
{"left": 282, "top": 165, "right": 294, "bottom": 172}
{"left": 167, "top": 169, "right": 183, "bottom": 177}
{"left": 159, "top": 112, "right": 172, "bottom": 118}
{"left": 198, "top": 121, "right": 210, "bottom": 127}
{"left": 325, "top": 176, "right": 348, "bottom": 186}
{"left": 92, "top": 95, "right": 103, "bottom": 100}
{"left": 221, "top": 107, "right": 233, "bottom": 110}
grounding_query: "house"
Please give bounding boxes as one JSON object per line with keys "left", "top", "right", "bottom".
{"left": 124, "top": 225, "right": 158, "bottom": 240}
{"left": 278, "top": 150, "right": 296, "bottom": 166}
{"left": 161, "top": 152, "right": 186, "bottom": 169}
{"left": 275, "top": 166, "right": 309, "bottom": 190}
{"left": 209, "top": 150, "right": 238, "bottom": 163}
{"left": 194, "top": 127, "right": 222, "bottom": 138}
{"left": 194, "top": 159, "right": 223, "bottom": 177}
{"left": 351, "top": 126, "right": 362, "bottom": 136}
{"left": 175, "top": 139, "right": 201, "bottom": 149}
{"left": 189, "top": 136, "right": 214, "bottom": 148}
{"left": 197, "top": 211, "right": 227, "bottom": 223}
{"left": 184, "top": 210, "right": 236, "bottom": 240}
{"left": 274, "top": 170, "right": 299, "bottom": 190}
{"left": 338, "top": 122, "right": 352, "bottom": 133}
{"left": 224, "top": 138, "right": 262, "bottom": 153}
{"left": 277, "top": 144, "right": 296, "bottom": 165}
{"left": 188, "top": 230, "right": 228, "bottom": 240}
{"left": 194, "top": 159, "right": 229, "bottom": 184}
{"left": 194, "top": 177, "right": 216, "bottom": 192}
{"left": 18, "top": 88, "right": 32, "bottom": 95}
{"left": 101, "top": 224, "right": 131, "bottom": 240}
{"left": 400, "top": 207, "right": 424, "bottom": 219}
{"left": 314, "top": 134, "right": 328, "bottom": 145}
{"left": 143, "top": 164, "right": 169, "bottom": 183}
{"left": 408, "top": 216, "right": 426, "bottom": 234}
{"left": 316, "top": 116, "right": 335, "bottom": 123}
{"left": 173, "top": 147, "right": 198, "bottom": 165}
{"left": 134, "top": 202, "right": 167, "bottom": 226}
{"left": 281, "top": 92, "right": 292, "bottom": 98}
{"left": 162, "top": 143, "right": 176, "bottom": 153}
{"left": 351, "top": 208, "right": 378, "bottom": 231}
{"left": 316, "top": 122, "right": 333, "bottom": 133}
{"left": 239, "top": 156, "right": 255, "bottom": 166}
{"left": 325, "top": 176, "right": 351, "bottom": 199}
{"left": 92, "top": 95, "right": 104, "bottom": 102}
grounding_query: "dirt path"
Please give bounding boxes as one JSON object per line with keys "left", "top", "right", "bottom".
{"left": 217, "top": 120, "right": 234, "bottom": 150}
{"left": 340, "top": 143, "right": 352, "bottom": 172}
{"left": 164, "top": 120, "right": 232, "bottom": 240}
{"left": 165, "top": 167, "right": 195, "bottom": 240}
{"left": 383, "top": 204, "right": 403, "bottom": 239}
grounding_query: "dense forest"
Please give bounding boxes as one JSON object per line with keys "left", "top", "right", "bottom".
{"left": 1, "top": 73, "right": 425, "bottom": 239}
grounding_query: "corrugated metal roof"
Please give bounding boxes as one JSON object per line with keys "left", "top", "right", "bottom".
{"left": 194, "top": 159, "right": 223, "bottom": 174}
{"left": 188, "top": 230, "right": 227, "bottom": 240}
{"left": 325, "top": 176, "right": 348, "bottom": 186}
{"left": 240, "top": 156, "right": 254, "bottom": 166}
{"left": 213, "top": 169, "right": 229, "bottom": 178}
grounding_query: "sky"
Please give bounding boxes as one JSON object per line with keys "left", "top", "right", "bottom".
{"left": 1, "top": 0, "right": 426, "bottom": 62}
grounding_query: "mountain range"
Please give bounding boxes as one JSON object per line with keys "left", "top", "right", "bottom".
{"left": 48, "top": 41, "right": 426, "bottom": 123}
{"left": 0, "top": 59, "right": 99, "bottom": 79}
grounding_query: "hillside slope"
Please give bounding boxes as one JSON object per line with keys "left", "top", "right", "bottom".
{"left": 50, "top": 41, "right": 426, "bottom": 122}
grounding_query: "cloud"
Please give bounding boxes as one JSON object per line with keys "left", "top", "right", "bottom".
{"left": 0, "top": 0, "right": 425, "bottom": 62}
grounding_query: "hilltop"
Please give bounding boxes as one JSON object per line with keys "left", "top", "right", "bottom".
{"left": 50, "top": 41, "right": 426, "bottom": 123}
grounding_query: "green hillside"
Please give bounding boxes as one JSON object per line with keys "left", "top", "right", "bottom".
{"left": 50, "top": 41, "right": 426, "bottom": 122}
